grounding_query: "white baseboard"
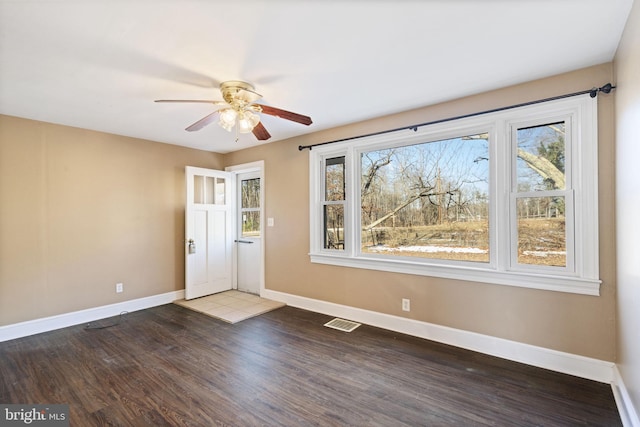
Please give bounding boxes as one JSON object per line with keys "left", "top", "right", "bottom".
{"left": 262, "top": 289, "right": 615, "bottom": 384}
{"left": 613, "top": 365, "right": 640, "bottom": 427}
{"left": 0, "top": 290, "right": 185, "bottom": 343}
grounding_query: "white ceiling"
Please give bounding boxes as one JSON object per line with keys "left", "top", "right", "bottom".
{"left": 0, "top": 0, "right": 633, "bottom": 154}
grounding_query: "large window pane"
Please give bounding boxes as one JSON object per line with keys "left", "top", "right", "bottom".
{"left": 360, "top": 134, "right": 490, "bottom": 262}
{"left": 516, "top": 196, "right": 566, "bottom": 267}
{"left": 325, "top": 156, "right": 345, "bottom": 201}
{"left": 324, "top": 205, "right": 344, "bottom": 249}
{"left": 516, "top": 122, "right": 565, "bottom": 191}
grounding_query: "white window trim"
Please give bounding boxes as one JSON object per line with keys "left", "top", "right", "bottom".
{"left": 309, "top": 95, "right": 600, "bottom": 296}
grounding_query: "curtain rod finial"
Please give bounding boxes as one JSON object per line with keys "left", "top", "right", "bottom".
{"left": 591, "top": 83, "right": 615, "bottom": 98}
{"left": 600, "top": 83, "right": 614, "bottom": 94}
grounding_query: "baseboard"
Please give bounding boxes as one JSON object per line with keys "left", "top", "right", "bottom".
{"left": 612, "top": 365, "right": 640, "bottom": 427}
{"left": 0, "top": 290, "right": 185, "bottom": 343}
{"left": 262, "top": 289, "right": 615, "bottom": 384}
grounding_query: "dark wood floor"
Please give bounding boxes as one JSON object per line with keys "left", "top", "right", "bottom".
{"left": 0, "top": 304, "right": 621, "bottom": 426}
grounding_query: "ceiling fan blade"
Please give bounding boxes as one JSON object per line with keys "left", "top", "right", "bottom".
{"left": 185, "top": 111, "right": 219, "bottom": 132}
{"left": 252, "top": 122, "right": 271, "bottom": 141}
{"left": 255, "top": 104, "right": 312, "bottom": 126}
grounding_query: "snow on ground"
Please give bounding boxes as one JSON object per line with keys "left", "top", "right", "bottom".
{"left": 522, "top": 250, "right": 567, "bottom": 257}
{"left": 367, "top": 245, "right": 488, "bottom": 254}
{"left": 367, "top": 246, "right": 565, "bottom": 257}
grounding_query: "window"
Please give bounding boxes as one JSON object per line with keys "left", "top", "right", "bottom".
{"left": 323, "top": 156, "right": 345, "bottom": 249}
{"left": 309, "top": 95, "right": 600, "bottom": 295}
{"left": 512, "top": 121, "right": 570, "bottom": 270}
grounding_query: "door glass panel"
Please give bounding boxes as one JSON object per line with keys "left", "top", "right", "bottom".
{"left": 241, "top": 178, "right": 260, "bottom": 208}
{"left": 194, "top": 175, "right": 224, "bottom": 205}
{"left": 516, "top": 196, "right": 566, "bottom": 267}
{"left": 240, "top": 178, "right": 260, "bottom": 237}
{"left": 242, "top": 211, "right": 260, "bottom": 237}
{"left": 215, "top": 178, "right": 226, "bottom": 205}
{"left": 205, "top": 177, "right": 215, "bottom": 204}
{"left": 193, "top": 175, "right": 204, "bottom": 204}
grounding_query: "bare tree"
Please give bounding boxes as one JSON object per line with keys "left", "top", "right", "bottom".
{"left": 361, "top": 135, "right": 488, "bottom": 231}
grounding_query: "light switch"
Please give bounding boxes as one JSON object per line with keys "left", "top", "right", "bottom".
{"left": 268, "top": 217, "right": 274, "bottom": 227}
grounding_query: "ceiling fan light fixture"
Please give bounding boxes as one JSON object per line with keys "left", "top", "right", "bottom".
{"left": 218, "top": 108, "right": 237, "bottom": 132}
{"left": 237, "top": 110, "right": 260, "bottom": 134}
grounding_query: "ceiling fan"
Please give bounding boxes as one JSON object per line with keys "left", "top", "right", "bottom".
{"left": 155, "top": 80, "right": 312, "bottom": 141}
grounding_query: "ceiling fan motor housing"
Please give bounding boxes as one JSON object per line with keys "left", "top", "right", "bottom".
{"left": 219, "top": 81, "right": 260, "bottom": 107}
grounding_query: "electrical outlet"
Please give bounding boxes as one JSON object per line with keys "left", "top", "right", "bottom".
{"left": 116, "top": 283, "right": 123, "bottom": 293}
{"left": 402, "top": 298, "right": 410, "bottom": 312}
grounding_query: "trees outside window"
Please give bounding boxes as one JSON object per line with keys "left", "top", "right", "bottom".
{"left": 514, "top": 122, "right": 568, "bottom": 268}
{"left": 241, "top": 178, "right": 260, "bottom": 237}
{"left": 360, "top": 134, "right": 490, "bottom": 263}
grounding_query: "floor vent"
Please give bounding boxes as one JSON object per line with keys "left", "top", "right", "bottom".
{"left": 324, "top": 318, "right": 361, "bottom": 332}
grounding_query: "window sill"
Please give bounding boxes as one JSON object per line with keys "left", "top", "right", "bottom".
{"left": 309, "top": 253, "right": 601, "bottom": 296}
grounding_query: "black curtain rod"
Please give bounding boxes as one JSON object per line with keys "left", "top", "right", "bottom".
{"left": 298, "top": 83, "right": 615, "bottom": 151}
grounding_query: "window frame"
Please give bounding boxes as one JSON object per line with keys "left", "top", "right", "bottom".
{"left": 321, "top": 156, "right": 347, "bottom": 250}
{"left": 309, "top": 95, "right": 600, "bottom": 295}
{"left": 508, "top": 116, "right": 574, "bottom": 275}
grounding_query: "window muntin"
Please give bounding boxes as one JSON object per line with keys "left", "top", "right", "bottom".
{"left": 309, "top": 95, "right": 599, "bottom": 295}
{"left": 360, "top": 134, "right": 490, "bottom": 263}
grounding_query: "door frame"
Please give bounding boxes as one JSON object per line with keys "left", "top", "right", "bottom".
{"left": 225, "top": 160, "right": 265, "bottom": 296}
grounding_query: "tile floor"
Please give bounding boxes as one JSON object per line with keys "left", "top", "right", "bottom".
{"left": 174, "top": 290, "right": 285, "bottom": 324}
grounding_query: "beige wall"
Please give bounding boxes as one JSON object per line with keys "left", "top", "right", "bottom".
{"left": 225, "top": 63, "right": 617, "bottom": 361}
{"left": 0, "top": 116, "right": 223, "bottom": 325}
{"left": 614, "top": 0, "right": 640, "bottom": 415}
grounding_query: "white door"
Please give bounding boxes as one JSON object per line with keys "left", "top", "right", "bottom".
{"left": 185, "top": 166, "right": 234, "bottom": 300}
{"left": 236, "top": 171, "right": 262, "bottom": 295}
